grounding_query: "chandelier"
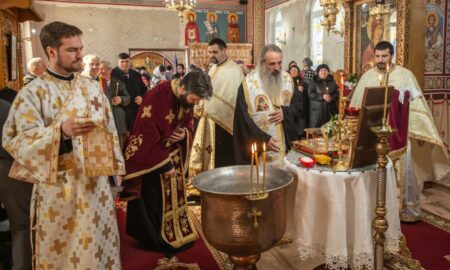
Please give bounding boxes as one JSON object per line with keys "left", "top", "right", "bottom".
{"left": 369, "top": 0, "right": 390, "bottom": 23}
{"left": 164, "top": 0, "right": 197, "bottom": 22}
{"left": 320, "top": 0, "right": 344, "bottom": 34}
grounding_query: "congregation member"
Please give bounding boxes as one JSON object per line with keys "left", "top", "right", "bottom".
{"left": 308, "top": 64, "right": 339, "bottom": 128}
{"left": 289, "top": 64, "right": 308, "bottom": 137}
{"left": 98, "top": 60, "right": 131, "bottom": 148}
{"left": 122, "top": 72, "right": 213, "bottom": 256}
{"left": 2, "top": 21, "right": 125, "bottom": 269}
{"left": 80, "top": 53, "right": 100, "bottom": 79}
{"left": 233, "top": 44, "right": 302, "bottom": 167}
{"left": 0, "top": 88, "right": 32, "bottom": 270}
{"left": 350, "top": 41, "right": 450, "bottom": 222}
{"left": 302, "top": 57, "right": 315, "bottom": 84}
{"left": 23, "top": 57, "right": 46, "bottom": 85}
{"left": 112, "top": 53, "right": 148, "bottom": 130}
{"left": 151, "top": 65, "right": 167, "bottom": 87}
{"left": 174, "top": 63, "right": 186, "bottom": 78}
{"left": 189, "top": 38, "right": 244, "bottom": 175}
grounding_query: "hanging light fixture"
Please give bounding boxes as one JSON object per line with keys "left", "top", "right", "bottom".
{"left": 369, "top": 0, "right": 390, "bottom": 23}
{"left": 164, "top": 0, "right": 197, "bottom": 22}
{"left": 320, "top": 0, "right": 344, "bottom": 34}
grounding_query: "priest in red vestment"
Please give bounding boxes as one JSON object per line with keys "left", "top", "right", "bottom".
{"left": 122, "top": 72, "right": 212, "bottom": 255}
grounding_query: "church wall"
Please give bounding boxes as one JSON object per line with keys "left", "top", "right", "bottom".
{"left": 32, "top": 2, "right": 184, "bottom": 63}
{"left": 29, "top": 2, "right": 247, "bottom": 66}
{"left": 424, "top": 0, "right": 450, "bottom": 152}
{"left": 265, "top": 0, "right": 344, "bottom": 72}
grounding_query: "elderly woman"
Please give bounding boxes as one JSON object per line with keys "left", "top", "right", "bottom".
{"left": 308, "top": 64, "right": 339, "bottom": 128}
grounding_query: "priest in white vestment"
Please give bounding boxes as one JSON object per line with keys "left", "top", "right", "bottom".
{"left": 3, "top": 22, "right": 125, "bottom": 269}
{"left": 350, "top": 41, "right": 450, "bottom": 221}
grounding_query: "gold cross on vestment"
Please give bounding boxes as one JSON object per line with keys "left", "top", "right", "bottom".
{"left": 91, "top": 145, "right": 106, "bottom": 163}
{"left": 37, "top": 145, "right": 52, "bottom": 158}
{"left": 91, "top": 97, "right": 101, "bottom": 111}
{"left": 36, "top": 87, "right": 47, "bottom": 99}
{"left": 40, "top": 259, "right": 54, "bottom": 270}
{"left": 92, "top": 212, "right": 101, "bottom": 228}
{"left": 69, "top": 252, "right": 80, "bottom": 268}
{"left": 95, "top": 245, "right": 103, "bottom": 259}
{"left": 165, "top": 109, "right": 175, "bottom": 124}
{"left": 45, "top": 207, "right": 60, "bottom": 223}
{"left": 62, "top": 217, "right": 78, "bottom": 234}
{"left": 27, "top": 132, "right": 40, "bottom": 144}
{"left": 102, "top": 225, "right": 112, "bottom": 239}
{"left": 141, "top": 105, "right": 152, "bottom": 118}
{"left": 22, "top": 109, "right": 37, "bottom": 123}
{"left": 105, "top": 256, "right": 115, "bottom": 270}
{"left": 49, "top": 239, "right": 67, "bottom": 255}
{"left": 76, "top": 198, "right": 89, "bottom": 214}
{"left": 98, "top": 190, "right": 109, "bottom": 207}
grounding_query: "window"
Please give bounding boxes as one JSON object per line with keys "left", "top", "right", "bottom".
{"left": 310, "top": 0, "right": 323, "bottom": 65}
{"left": 274, "top": 10, "right": 285, "bottom": 47}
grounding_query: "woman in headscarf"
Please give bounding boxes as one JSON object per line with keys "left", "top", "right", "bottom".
{"left": 151, "top": 65, "right": 167, "bottom": 88}
{"left": 308, "top": 64, "right": 339, "bottom": 128}
{"left": 289, "top": 65, "right": 309, "bottom": 136}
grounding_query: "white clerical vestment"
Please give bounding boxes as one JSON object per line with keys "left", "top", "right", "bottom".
{"left": 189, "top": 59, "right": 243, "bottom": 173}
{"left": 350, "top": 65, "right": 450, "bottom": 186}
{"left": 242, "top": 69, "right": 294, "bottom": 168}
{"left": 2, "top": 72, "right": 125, "bottom": 269}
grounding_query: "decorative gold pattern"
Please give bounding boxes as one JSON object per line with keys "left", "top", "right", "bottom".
{"left": 124, "top": 134, "right": 143, "bottom": 160}
{"left": 165, "top": 109, "right": 176, "bottom": 124}
{"left": 141, "top": 105, "right": 152, "bottom": 118}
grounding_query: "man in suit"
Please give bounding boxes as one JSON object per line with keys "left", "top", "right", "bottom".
{"left": 111, "top": 53, "right": 148, "bottom": 131}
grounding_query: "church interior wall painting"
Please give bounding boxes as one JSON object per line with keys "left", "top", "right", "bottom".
{"left": 353, "top": 0, "right": 396, "bottom": 75}
{"left": 184, "top": 10, "right": 246, "bottom": 46}
{"left": 424, "top": 0, "right": 450, "bottom": 152}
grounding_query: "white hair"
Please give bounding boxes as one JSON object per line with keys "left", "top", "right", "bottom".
{"left": 82, "top": 54, "right": 100, "bottom": 65}
{"left": 27, "top": 57, "right": 45, "bottom": 73}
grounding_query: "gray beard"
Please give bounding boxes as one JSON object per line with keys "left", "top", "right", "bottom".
{"left": 258, "top": 65, "right": 282, "bottom": 105}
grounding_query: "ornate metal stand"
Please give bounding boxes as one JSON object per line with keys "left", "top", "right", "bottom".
{"left": 370, "top": 125, "right": 396, "bottom": 270}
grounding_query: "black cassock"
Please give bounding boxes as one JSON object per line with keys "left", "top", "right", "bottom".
{"left": 233, "top": 84, "right": 303, "bottom": 164}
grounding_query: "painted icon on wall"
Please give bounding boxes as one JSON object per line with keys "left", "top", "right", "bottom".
{"left": 205, "top": 12, "right": 219, "bottom": 42}
{"left": 227, "top": 13, "right": 241, "bottom": 43}
{"left": 185, "top": 11, "right": 200, "bottom": 45}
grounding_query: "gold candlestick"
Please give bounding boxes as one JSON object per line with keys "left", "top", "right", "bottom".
{"left": 378, "top": 74, "right": 383, "bottom": 87}
{"left": 262, "top": 143, "right": 266, "bottom": 193}
{"left": 115, "top": 82, "right": 119, "bottom": 97}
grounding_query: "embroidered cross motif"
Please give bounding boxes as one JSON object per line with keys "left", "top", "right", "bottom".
{"left": 165, "top": 109, "right": 175, "bottom": 124}
{"left": 69, "top": 252, "right": 80, "bottom": 268}
{"left": 256, "top": 115, "right": 270, "bottom": 133}
{"left": 91, "top": 145, "right": 106, "bottom": 163}
{"left": 105, "top": 256, "right": 115, "bottom": 270}
{"left": 13, "top": 97, "right": 25, "bottom": 110}
{"left": 40, "top": 259, "right": 54, "bottom": 270}
{"left": 205, "top": 145, "right": 213, "bottom": 154}
{"left": 141, "top": 105, "right": 152, "bottom": 118}
{"left": 45, "top": 207, "right": 60, "bottom": 223}
{"left": 49, "top": 239, "right": 66, "bottom": 255}
{"left": 193, "top": 143, "right": 202, "bottom": 153}
{"left": 62, "top": 217, "right": 77, "bottom": 233}
{"left": 22, "top": 109, "right": 37, "bottom": 123}
{"left": 90, "top": 97, "right": 101, "bottom": 111}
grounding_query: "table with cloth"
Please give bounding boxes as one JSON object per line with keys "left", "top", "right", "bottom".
{"left": 285, "top": 150, "right": 401, "bottom": 270}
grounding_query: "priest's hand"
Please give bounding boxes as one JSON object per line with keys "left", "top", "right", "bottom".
{"left": 268, "top": 110, "right": 283, "bottom": 124}
{"left": 168, "top": 128, "right": 186, "bottom": 143}
{"left": 134, "top": 96, "right": 143, "bottom": 106}
{"left": 267, "top": 137, "right": 280, "bottom": 152}
{"left": 62, "top": 118, "right": 94, "bottom": 137}
{"left": 112, "top": 96, "right": 122, "bottom": 105}
{"left": 323, "top": 94, "right": 332, "bottom": 103}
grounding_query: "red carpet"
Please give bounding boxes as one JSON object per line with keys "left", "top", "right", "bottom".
{"left": 116, "top": 202, "right": 225, "bottom": 270}
{"left": 401, "top": 220, "right": 450, "bottom": 270}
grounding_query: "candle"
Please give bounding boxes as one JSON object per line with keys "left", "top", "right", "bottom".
{"left": 382, "top": 63, "right": 390, "bottom": 127}
{"left": 250, "top": 144, "right": 254, "bottom": 195}
{"left": 263, "top": 143, "right": 266, "bottom": 193}
{"left": 379, "top": 74, "right": 383, "bottom": 86}
{"left": 115, "top": 82, "right": 119, "bottom": 97}
{"left": 255, "top": 143, "right": 260, "bottom": 195}
{"left": 339, "top": 72, "right": 344, "bottom": 90}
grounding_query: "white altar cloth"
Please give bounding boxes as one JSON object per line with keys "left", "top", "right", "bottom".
{"left": 285, "top": 153, "right": 401, "bottom": 270}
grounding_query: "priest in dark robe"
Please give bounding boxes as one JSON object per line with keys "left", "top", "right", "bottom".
{"left": 122, "top": 72, "right": 212, "bottom": 255}
{"left": 233, "top": 44, "right": 303, "bottom": 167}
